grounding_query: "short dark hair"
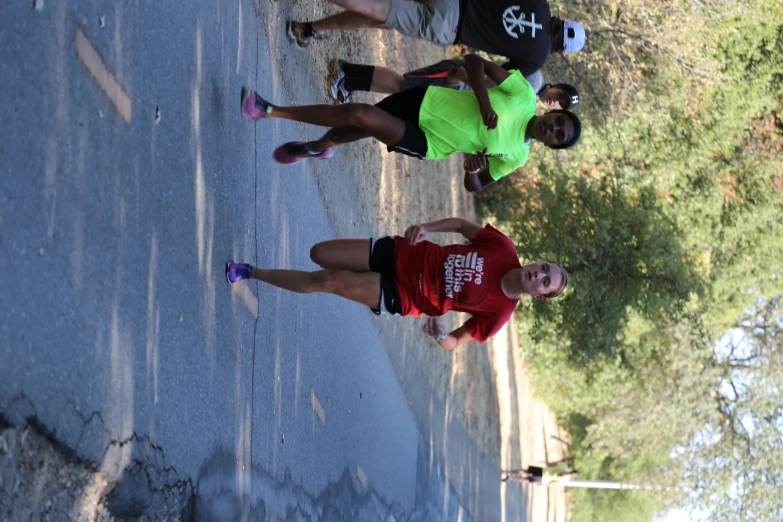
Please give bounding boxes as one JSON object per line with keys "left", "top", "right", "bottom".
{"left": 546, "top": 110, "right": 582, "bottom": 150}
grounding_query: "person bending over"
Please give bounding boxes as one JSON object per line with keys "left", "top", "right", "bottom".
{"left": 226, "top": 218, "right": 568, "bottom": 349}
{"left": 240, "top": 54, "right": 581, "bottom": 192}
{"left": 327, "top": 57, "right": 581, "bottom": 111}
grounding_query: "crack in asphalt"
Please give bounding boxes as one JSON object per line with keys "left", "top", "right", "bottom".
{"left": 1, "top": 395, "right": 469, "bottom": 522}
{"left": 1, "top": 394, "right": 195, "bottom": 519}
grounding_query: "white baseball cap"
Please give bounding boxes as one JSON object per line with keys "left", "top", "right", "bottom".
{"left": 563, "top": 21, "right": 585, "bottom": 53}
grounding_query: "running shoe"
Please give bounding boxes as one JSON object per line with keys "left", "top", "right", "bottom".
{"left": 327, "top": 58, "right": 351, "bottom": 105}
{"left": 241, "top": 87, "right": 272, "bottom": 121}
{"left": 273, "top": 142, "right": 335, "bottom": 164}
{"left": 226, "top": 262, "right": 253, "bottom": 284}
{"left": 286, "top": 21, "right": 320, "bottom": 50}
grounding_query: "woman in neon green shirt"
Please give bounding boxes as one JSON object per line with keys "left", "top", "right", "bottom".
{"left": 240, "top": 54, "right": 581, "bottom": 192}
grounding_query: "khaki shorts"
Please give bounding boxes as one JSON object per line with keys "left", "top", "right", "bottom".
{"left": 385, "top": 0, "right": 460, "bottom": 46}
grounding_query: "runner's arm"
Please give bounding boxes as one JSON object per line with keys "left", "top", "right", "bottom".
{"left": 424, "top": 318, "right": 474, "bottom": 351}
{"left": 465, "top": 54, "right": 511, "bottom": 90}
{"left": 405, "top": 218, "right": 484, "bottom": 242}
{"left": 464, "top": 170, "right": 496, "bottom": 192}
{"left": 463, "top": 149, "right": 497, "bottom": 192}
{"left": 438, "top": 324, "right": 474, "bottom": 351}
{"left": 445, "top": 66, "right": 497, "bottom": 90}
{"left": 465, "top": 54, "right": 506, "bottom": 130}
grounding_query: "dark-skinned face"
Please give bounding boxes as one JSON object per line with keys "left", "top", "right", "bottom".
{"left": 534, "top": 112, "right": 575, "bottom": 147}
{"left": 539, "top": 87, "right": 569, "bottom": 110}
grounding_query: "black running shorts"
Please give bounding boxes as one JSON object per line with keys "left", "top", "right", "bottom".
{"left": 375, "top": 88, "right": 429, "bottom": 160}
{"left": 368, "top": 237, "right": 403, "bottom": 315}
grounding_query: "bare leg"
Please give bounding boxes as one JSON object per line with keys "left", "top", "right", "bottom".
{"left": 309, "top": 125, "right": 370, "bottom": 153}
{"left": 269, "top": 103, "right": 405, "bottom": 148}
{"left": 370, "top": 66, "right": 405, "bottom": 94}
{"left": 312, "top": 10, "right": 386, "bottom": 32}
{"left": 250, "top": 268, "right": 381, "bottom": 309}
{"left": 326, "top": 0, "right": 392, "bottom": 23}
{"left": 310, "top": 239, "right": 372, "bottom": 271}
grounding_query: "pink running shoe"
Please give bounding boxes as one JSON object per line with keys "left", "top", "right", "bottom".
{"left": 241, "top": 87, "right": 272, "bottom": 121}
{"left": 226, "top": 262, "right": 253, "bottom": 284}
{"left": 273, "top": 142, "right": 335, "bottom": 164}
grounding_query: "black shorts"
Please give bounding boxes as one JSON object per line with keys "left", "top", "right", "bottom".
{"left": 375, "top": 88, "right": 429, "bottom": 160}
{"left": 527, "top": 466, "right": 543, "bottom": 477}
{"left": 368, "top": 237, "right": 403, "bottom": 315}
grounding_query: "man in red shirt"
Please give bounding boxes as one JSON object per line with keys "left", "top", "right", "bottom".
{"left": 226, "top": 217, "right": 568, "bottom": 349}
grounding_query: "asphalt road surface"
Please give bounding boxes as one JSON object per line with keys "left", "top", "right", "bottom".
{"left": 0, "top": 1, "right": 530, "bottom": 520}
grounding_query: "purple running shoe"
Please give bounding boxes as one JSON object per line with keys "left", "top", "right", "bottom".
{"left": 273, "top": 142, "right": 335, "bottom": 164}
{"left": 241, "top": 87, "right": 272, "bottom": 121}
{"left": 226, "top": 262, "right": 253, "bottom": 284}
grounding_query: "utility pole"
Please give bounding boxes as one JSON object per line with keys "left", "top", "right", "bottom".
{"left": 560, "top": 481, "right": 684, "bottom": 492}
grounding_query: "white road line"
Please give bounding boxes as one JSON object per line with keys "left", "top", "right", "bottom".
{"left": 356, "top": 465, "right": 367, "bottom": 490}
{"left": 231, "top": 281, "right": 258, "bottom": 318}
{"left": 310, "top": 388, "right": 326, "bottom": 424}
{"left": 74, "top": 26, "right": 132, "bottom": 124}
{"left": 235, "top": 0, "right": 243, "bottom": 75}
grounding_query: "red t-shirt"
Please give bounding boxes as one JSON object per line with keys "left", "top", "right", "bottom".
{"left": 393, "top": 225, "right": 521, "bottom": 343}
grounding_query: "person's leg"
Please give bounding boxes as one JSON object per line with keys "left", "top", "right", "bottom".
{"left": 329, "top": 62, "right": 403, "bottom": 104}
{"left": 369, "top": 66, "right": 405, "bottom": 94}
{"left": 288, "top": 11, "right": 387, "bottom": 50}
{"left": 310, "top": 239, "right": 372, "bottom": 271}
{"left": 307, "top": 125, "right": 371, "bottom": 153}
{"left": 312, "top": 10, "right": 386, "bottom": 31}
{"left": 250, "top": 268, "right": 381, "bottom": 309}
{"left": 269, "top": 102, "right": 405, "bottom": 147}
{"left": 326, "top": 0, "right": 392, "bottom": 23}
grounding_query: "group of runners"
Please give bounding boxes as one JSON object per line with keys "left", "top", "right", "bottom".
{"left": 228, "top": 0, "right": 585, "bottom": 361}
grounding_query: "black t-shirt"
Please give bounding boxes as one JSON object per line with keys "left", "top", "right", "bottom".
{"left": 456, "top": 0, "right": 552, "bottom": 76}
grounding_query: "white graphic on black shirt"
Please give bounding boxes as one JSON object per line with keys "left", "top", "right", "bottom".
{"left": 502, "top": 7, "right": 542, "bottom": 39}
{"left": 444, "top": 253, "right": 489, "bottom": 305}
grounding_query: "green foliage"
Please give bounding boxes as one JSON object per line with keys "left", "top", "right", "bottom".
{"left": 570, "top": 489, "right": 661, "bottom": 522}
{"left": 492, "top": 167, "right": 702, "bottom": 359}
{"left": 476, "top": 0, "right": 783, "bottom": 519}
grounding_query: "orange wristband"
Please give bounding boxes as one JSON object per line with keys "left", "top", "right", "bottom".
{"left": 464, "top": 159, "right": 479, "bottom": 174}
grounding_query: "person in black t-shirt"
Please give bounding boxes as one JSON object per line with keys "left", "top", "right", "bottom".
{"left": 325, "top": 57, "right": 581, "bottom": 113}
{"left": 285, "top": 0, "right": 584, "bottom": 77}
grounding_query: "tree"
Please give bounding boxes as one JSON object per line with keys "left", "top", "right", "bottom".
{"left": 684, "top": 295, "right": 783, "bottom": 521}
{"left": 475, "top": 0, "right": 783, "bottom": 519}
{"left": 480, "top": 167, "right": 702, "bottom": 360}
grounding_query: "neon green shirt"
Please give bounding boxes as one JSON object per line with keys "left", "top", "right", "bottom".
{"left": 418, "top": 70, "right": 536, "bottom": 180}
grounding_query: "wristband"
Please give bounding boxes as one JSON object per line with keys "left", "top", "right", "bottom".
{"left": 463, "top": 159, "right": 480, "bottom": 174}
{"left": 435, "top": 333, "right": 448, "bottom": 342}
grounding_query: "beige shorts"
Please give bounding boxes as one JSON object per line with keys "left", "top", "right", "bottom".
{"left": 385, "top": 0, "right": 460, "bottom": 46}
